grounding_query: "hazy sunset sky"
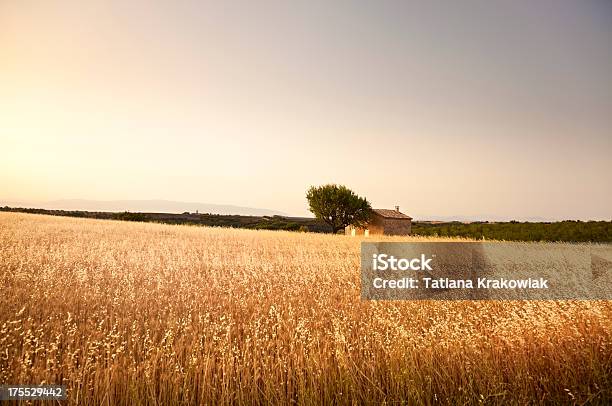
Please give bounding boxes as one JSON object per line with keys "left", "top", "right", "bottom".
{"left": 1, "top": 1, "right": 611, "bottom": 220}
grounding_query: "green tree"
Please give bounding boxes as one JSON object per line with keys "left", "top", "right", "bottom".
{"left": 306, "top": 184, "right": 372, "bottom": 234}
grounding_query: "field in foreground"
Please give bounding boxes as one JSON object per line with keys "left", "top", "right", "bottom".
{"left": 1, "top": 212, "right": 611, "bottom": 405}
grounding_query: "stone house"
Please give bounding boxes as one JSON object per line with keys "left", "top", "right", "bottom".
{"left": 345, "top": 206, "right": 412, "bottom": 236}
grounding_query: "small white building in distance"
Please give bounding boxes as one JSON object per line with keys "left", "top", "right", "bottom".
{"left": 346, "top": 206, "right": 412, "bottom": 236}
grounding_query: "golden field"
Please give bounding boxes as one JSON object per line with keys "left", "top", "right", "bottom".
{"left": 0, "top": 212, "right": 611, "bottom": 405}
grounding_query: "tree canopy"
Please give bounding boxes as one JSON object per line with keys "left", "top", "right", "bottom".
{"left": 306, "top": 184, "right": 372, "bottom": 234}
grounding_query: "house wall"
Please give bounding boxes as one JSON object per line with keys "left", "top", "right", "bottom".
{"left": 344, "top": 214, "right": 411, "bottom": 236}
{"left": 368, "top": 214, "right": 386, "bottom": 234}
{"left": 380, "top": 218, "right": 412, "bottom": 235}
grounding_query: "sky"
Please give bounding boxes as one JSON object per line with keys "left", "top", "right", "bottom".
{"left": 1, "top": 0, "right": 611, "bottom": 220}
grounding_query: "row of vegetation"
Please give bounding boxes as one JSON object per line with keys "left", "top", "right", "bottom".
{"left": 2, "top": 205, "right": 610, "bottom": 242}
{"left": 304, "top": 184, "right": 611, "bottom": 242}
{"left": 0, "top": 206, "right": 329, "bottom": 232}
{"left": 412, "top": 220, "right": 611, "bottom": 242}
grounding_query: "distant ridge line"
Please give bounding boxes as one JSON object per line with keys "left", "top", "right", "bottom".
{"left": 0, "top": 199, "right": 288, "bottom": 217}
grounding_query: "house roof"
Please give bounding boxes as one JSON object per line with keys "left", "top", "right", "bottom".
{"left": 373, "top": 208, "right": 413, "bottom": 220}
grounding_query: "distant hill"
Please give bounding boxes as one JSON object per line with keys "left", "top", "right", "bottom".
{"left": 0, "top": 199, "right": 287, "bottom": 217}
{"left": 413, "top": 214, "right": 564, "bottom": 223}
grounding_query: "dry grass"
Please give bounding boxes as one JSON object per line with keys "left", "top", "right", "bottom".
{"left": 0, "top": 212, "right": 610, "bottom": 405}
